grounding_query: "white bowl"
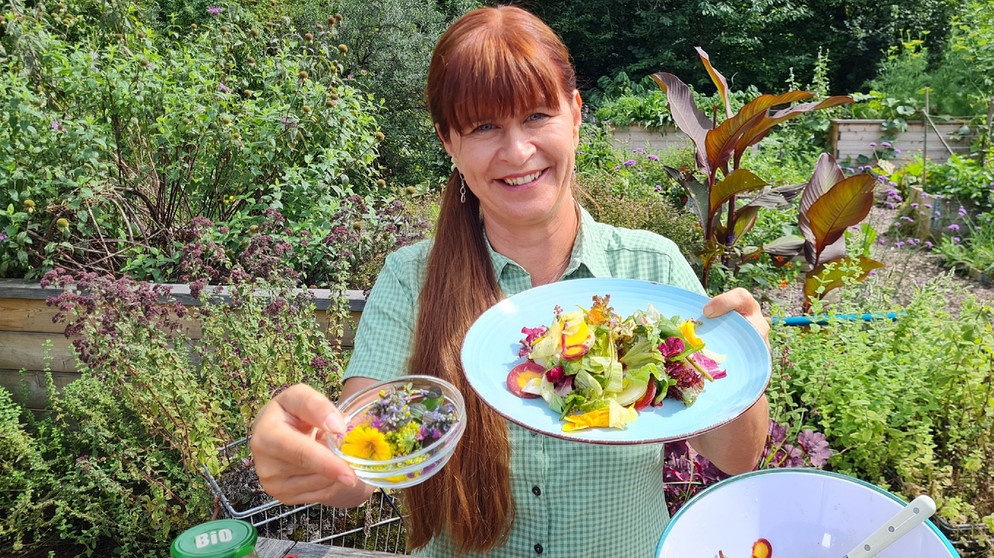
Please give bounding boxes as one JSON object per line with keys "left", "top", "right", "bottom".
{"left": 656, "top": 469, "right": 958, "bottom": 557}
{"left": 329, "top": 375, "right": 466, "bottom": 489}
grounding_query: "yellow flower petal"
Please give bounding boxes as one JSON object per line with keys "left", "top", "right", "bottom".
{"left": 678, "top": 319, "right": 704, "bottom": 350}
{"left": 341, "top": 425, "right": 393, "bottom": 460}
{"left": 562, "top": 400, "right": 637, "bottom": 432}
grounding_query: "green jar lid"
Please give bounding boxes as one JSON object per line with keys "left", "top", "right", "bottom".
{"left": 170, "top": 519, "right": 257, "bottom": 558}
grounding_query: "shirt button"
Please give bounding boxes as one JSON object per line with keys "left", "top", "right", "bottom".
{"left": 531, "top": 485, "right": 541, "bottom": 496}
{"left": 534, "top": 543, "right": 544, "bottom": 554}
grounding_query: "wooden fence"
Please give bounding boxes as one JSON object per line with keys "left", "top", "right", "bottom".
{"left": 0, "top": 279, "right": 365, "bottom": 413}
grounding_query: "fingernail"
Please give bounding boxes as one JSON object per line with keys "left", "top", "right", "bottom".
{"left": 338, "top": 473, "right": 356, "bottom": 487}
{"left": 324, "top": 413, "right": 346, "bottom": 434}
{"left": 702, "top": 304, "right": 715, "bottom": 318}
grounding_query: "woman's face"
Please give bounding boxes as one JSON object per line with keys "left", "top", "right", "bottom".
{"left": 440, "top": 90, "right": 583, "bottom": 229}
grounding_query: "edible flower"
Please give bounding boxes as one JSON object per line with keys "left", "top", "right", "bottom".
{"left": 678, "top": 319, "right": 704, "bottom": 350}
{"left": 339, "top": 383, "right": 459, "bottom": 461}
{"left": 341, "top": 425, "right": 392, "bottom": 460}
{"left": 562, "top": 400, "right": 638, "bottom": 432}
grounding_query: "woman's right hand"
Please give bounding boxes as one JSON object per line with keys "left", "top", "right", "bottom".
{"left": 249, "top": 381, "right": 378, "bottom": 508}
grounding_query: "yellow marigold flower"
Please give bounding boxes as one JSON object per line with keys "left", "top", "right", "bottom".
{"left": 341, "top": 425, "right": 392, "bottom": 461}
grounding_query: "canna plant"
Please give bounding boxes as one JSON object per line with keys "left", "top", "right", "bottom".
{"left": 652, "top": 48, "right": 855, "bottom": 290}
{"left": 653, "top": 48, "right": 883, "bottom": 311}
{"left": 765, "top": 153, "right": 883, "bottom": 312}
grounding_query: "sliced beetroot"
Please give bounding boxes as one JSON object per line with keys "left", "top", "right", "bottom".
{"left": 506, "top": 361, "right": 544, "bottom": 398}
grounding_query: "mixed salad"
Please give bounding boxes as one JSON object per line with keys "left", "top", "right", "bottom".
{"left": 505, "top": 294, "right": 726, "bottom": 432}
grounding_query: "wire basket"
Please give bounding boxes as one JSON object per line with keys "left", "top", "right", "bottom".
{"left": 202, "top": 437, "right": 406, "bottom": 553}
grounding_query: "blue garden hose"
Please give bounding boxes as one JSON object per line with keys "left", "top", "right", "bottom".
{"left": 772, "top": 312, "right": 903, "bottom": 326}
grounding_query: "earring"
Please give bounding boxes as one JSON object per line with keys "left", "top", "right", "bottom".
{"left": 459, "top": 173, "right": 467, "bottom": 204}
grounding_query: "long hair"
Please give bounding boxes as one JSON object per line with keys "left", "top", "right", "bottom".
{"left": 403, "top": 5, "right": 577, "bottom": 553}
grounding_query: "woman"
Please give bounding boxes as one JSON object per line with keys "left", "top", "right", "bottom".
{"left": 250, "top": 6, "right": 770, "bottom": 557}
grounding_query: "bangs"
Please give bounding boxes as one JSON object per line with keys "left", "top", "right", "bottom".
{"left": 444, "top": 40, "right": 564, "bottom": 134}
{"left": 428, "top": 8, "right": 576, "bottom": 138}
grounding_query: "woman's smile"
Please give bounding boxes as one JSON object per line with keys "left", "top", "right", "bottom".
{"left": 500, "top": 169, "right": 545, "bottom": 187}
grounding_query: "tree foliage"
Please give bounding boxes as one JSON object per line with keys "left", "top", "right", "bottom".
{"left": 325, "top": 0, "right": 479, "bottom": 190}
{"left": 527, "top": 0, "right": 960, "bottom": 96}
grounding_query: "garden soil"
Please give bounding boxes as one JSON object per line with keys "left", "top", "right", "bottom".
{"left": 757, "top": 204, "right": 994, "bottom": 317}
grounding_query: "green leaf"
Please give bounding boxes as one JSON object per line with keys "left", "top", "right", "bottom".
{"left": 803, "top": 256, "right": 885, "bottom": 302}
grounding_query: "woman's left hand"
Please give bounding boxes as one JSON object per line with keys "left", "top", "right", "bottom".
{"left": 688, "top": 287, "right": 770, "bottom": 474}
{"left": 702, "top": 287, "right": 770, "bottom": 345}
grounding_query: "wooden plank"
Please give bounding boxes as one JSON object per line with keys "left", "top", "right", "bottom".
{"left": 831, "top": 119, "right": 973, "bottom": 166}
{"left": 0, "top": 298, "right": 65, "bottom": 333}
{"left": 0, "top": 281, "right": 365, "bottom": 403}
{"left": 0, "top": 331, "right": 76, "bottom": 372}
{"left": 0, "top": 279, "right": 367, "bottom": 313}
{"left": 0, "top": 298, "right": 358, "bottom": 343}
{"left": 609, "top": 125, "right": 691, "bottom": 154}
{"left": 0, "top": 369, "right": 79, "bottom": 411}
{"left": 256, "top": 537, "right": 296, "bottom": 557}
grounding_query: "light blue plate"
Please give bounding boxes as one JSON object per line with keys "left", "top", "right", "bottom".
{"left": 460, "top": 278, "right": 772, "bottom": 444}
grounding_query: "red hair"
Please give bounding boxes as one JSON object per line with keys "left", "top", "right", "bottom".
{"left": 427, "top": 5, "right": 577, "bottom": 141}
{"left": 403, "top": 5, "right": 577, "bottom": 554}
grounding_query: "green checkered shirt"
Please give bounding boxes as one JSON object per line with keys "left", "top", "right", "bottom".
{"left": 345, "top": 207, "right": 705, "bottom": 557}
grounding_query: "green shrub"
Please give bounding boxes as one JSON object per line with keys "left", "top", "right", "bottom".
{"left": 936, "top": 212, "right": 994, "bottom": 277}
{"left": 921, "top": 153, "right": 994, "bottom": 214}
{"left": 323, "top": 0, "right": 478, "bottom": 192}
{"left": 576, "top": 169, "right": 702, "bottom": 264}
{"left": 576, "top": 116, "right": 624, "bottom": 174}
{"left": 591, "top": 71, "right": 762, "bottom": 131}
{"left": 771, "top": 278, "right": 994, "bottom": 537}
{"left": 594, "top": 89, "right": 673, "bottom": 129}
{"left": 928, "top": 1, "right": 994, "bottom": 117}
{"left": 0, "top": 386, "right": 54, "bottom": 554}
{"left": 0, "top": 0, "right": 390, "bottom": 284}
{"left": 0, "top": 269, "right": 351, "bottom": 555}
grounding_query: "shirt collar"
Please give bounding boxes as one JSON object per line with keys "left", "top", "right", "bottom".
{"left": 573, "top": 204, "right": 612, "bottom": 279}
{"left": 485, "top": 203, "right": 611, "bottom": 288}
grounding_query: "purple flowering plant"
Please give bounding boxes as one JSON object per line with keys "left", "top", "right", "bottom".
{"left": 662, "top": 419, "right": 833, "bottom": 516}
{"left": 606, "top": 146, "right": 690, "bottom": 209}
{"left": 41, "top": 266, "right": 345, "bottom": 477}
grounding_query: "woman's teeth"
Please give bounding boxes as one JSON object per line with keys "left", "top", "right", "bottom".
{"left": 503, "top": 171, "right": 542, "bottom": 186}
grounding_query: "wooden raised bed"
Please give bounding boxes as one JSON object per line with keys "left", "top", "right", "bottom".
{"left": 0, "top": 279, "right": 365, "bottom": 413}
{"left": 608, "top": 125, "right": 692, "bottom": 155}
{"left": 831, "top": 119, "right": 974, "bottom": 166}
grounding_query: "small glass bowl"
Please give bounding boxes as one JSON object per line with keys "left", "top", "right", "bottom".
{"left": 329, "top": 375, "right": 466, "bottom": 489}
